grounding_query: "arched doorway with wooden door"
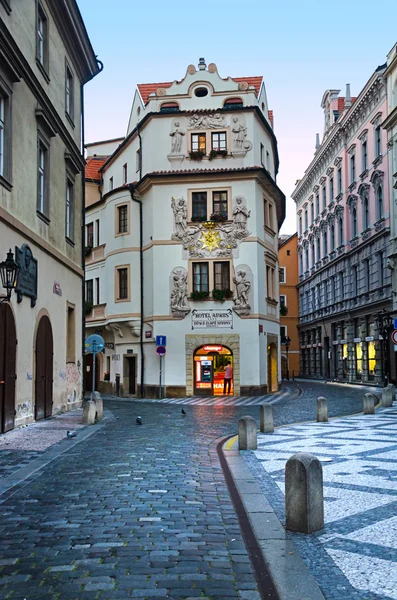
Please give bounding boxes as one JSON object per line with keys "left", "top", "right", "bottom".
{"left": 0, "top": 303, "right": 17, "bottom": 433}
{"left": 267, "top": 342, "right": 278, "bottom": 393}
{"left": 35, "top": 315, "right": 53, "bottom": 420}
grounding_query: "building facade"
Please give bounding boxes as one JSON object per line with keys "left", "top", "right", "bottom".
{"left": 293, "top": 64, "right": 393, "bottom": 385}
{"left": 0, "top": 1, "right": 100, "bottom": 432}
{"left": 383, "top": 43, "right": 397, "bottom": 380}
{"left": 278, "top": 233, "right": 299, "bottom": 379}
{"left": 85, "top": 59, "right": 285, "bottom": 397}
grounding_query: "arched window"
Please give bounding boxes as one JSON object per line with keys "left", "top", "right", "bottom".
{"left": 160, "top": 102, "right": 180, "bottom": 112}
{"left": 352, "top": 208, "right": 357, "bottom": 238}
{"left": 338, "top": 215, "right": 343, "bottom": 246}
{"left": 224, "top": 97, "right": 243, "bottom": 109}
{"left": 363, "top": 196, "right": 369, "bottom": 230}
{"left": 377, "top": 185, "right": 383, "bottom": 220}
{"left": 330, "top": 224, "right": 335, "bottom": 251}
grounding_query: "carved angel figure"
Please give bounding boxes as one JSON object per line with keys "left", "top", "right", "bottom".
{"left": 233, "top": 197, "right": 250, "bottom": 232}
{"left": 171, "top": 270, "right": 189, "bottom": 310}
{"left": 169, "top": 121, "right": 185, "bottom": 154}
{"left": 233, "top": 271, "right": 251, "bottom": 308}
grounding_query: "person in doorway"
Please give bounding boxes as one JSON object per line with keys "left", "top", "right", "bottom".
{"left": 223, "top": 361, "right": 233, "bottom": 395}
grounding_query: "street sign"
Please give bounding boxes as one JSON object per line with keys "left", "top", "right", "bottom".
{"left": 156, "top": 345, "right": 166, "bottom": 356}
{"left": 85, "top": 334, "right": 105, "bottom": 354}
{"left": 391, "top": 330, "right": 397, "bottom": 345}
{"left": 394, "top": 319, "right": 397, "bottom": 330}
{"left": 156, "top": 335, "right": 167, "bottom": 346}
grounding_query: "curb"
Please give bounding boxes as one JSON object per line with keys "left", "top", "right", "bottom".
{"left": 0, "top": 410, "right": 114, "bottom": 502}
{"left": 219, "top": 436, "right": 326, "bottom": 600}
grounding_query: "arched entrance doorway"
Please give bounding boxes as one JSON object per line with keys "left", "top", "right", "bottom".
{"left": 0, "top": 303, "right": 17, "bottom": 433}
{"left": 267, "top": 343, "right": 278, "bottom": 393}
{"left": 193, "top": 345, "right": 233, "bottom": 396}
{"left": 85, "top": 352, "right": 100, "bottom": 392}
{"left": 35, "top": 315, "right": 53, "bottom": 420}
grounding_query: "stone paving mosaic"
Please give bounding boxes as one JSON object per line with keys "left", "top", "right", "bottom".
{"left": 246, "top": 406, "right": 397, "bottom": 600}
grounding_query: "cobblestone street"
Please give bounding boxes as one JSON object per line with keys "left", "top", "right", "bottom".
{"left": 0, "top": 382, "right": 383, "bottom": 599}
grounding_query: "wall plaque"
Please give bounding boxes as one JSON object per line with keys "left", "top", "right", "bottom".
{"left": 191, "top": 309, "right": 233, "bottom": 330}
{"left": 15, "top": 244, "right": 37, "bottom": 307}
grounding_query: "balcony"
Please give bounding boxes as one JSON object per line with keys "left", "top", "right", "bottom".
{"left": 85, "top": 244, "right": 106, "bottom": 264}
{"left": 86, "top": 303, "right": 107, "bottom": 322}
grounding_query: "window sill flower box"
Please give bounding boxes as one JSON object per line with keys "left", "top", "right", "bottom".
{"left": 212, "top": 288, "right": 233, "bottom": 302}
{"left": 209, "top": 149, "right": 228, "bottom": 160}
{"left": 189, "top": 150, "right": 205, "bottom": 161}
{"left": 191, "top": 215, "right": 207, "bottom": 223}
{"left": 189, "top": 290, "right": 210, "bottom": 301}
{"left": 209, "top": 212, "right": 228, "bottom": 223}
{"left": 280, "top": 305, "right": 288, "bottom": 316}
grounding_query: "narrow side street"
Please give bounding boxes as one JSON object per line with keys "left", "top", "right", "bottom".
{"left": 0, "top": 382, "right": 375, "bottom": 600}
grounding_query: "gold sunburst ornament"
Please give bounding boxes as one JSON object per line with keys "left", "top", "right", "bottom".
{"left": 200, "top": 229, "right": 221, "bottom": 253}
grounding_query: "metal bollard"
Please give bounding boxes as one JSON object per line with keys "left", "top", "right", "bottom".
{"left": 285, "top": 452, "right": 324, "bottom": 534}
{"left": 238, "top": 416, "right": 257, "bottom": 450}
{"left": 260, "top": 404, "right": 274, "bottom": 433}
{"left": 316, "top": 396, "right": 328, "bottom": 422}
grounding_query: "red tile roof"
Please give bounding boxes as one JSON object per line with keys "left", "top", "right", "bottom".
{"left": 268, "top": 110, "right": 274, "bottom": 127}
{"left": 85, "top": 156, "right": 107, "bottom": 181}
{"left": 137, "top": 76, "right": 263, "bottom": 104}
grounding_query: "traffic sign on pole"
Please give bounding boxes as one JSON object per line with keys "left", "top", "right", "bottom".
{"left": 156, "top": 336, "right": 167, "bottom": 347}
{"left": 394, "top": 319, "right": 397, "bottom": 330}
{"left": 391, "top": 330, "right": 397, "bottom": 345}
{"left": 156, "top": 345, "right": 166, "bottom": 356}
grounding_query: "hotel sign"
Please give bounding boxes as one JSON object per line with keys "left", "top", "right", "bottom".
{"left": 191, "top": 309, "right": 233, "bottom": 330}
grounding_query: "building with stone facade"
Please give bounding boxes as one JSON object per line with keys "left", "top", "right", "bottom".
{"left": 0, "top": 1, "right": 101, "bottom": 432}
{"left": 383, "top": 43, "right": 397, "bottom": 381}
{"left": 292, "top": 63, "right": 394, "bottom": 384}
{"left": 84, "top": 59, "right": 285, "bottom": 397}
{"left": 278, "top": 233, "right": 299, "bottom": 379}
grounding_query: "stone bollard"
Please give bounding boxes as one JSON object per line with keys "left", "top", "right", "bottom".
{"left": 382, "top": 383, "right": 395, "bottom": 408}
{"left": 94, "top": 398, "right": 103, "bottom": 420}
{"left": 260, "top": 404, "right": 274, "bottom": 433}
{"left": 82, "top": 400, "right": 96, "bottom": 425}
{"left": 316, "top": 396, "right": 328, "bottom": 422}
{"left": 238, "top": 416, "right": 257, "bottom": 450}
{"left": 285, "top": 452, "right": 324, "bottom": 534}
{"left": 363, "top": 393, "right": 376, "bottom": 415}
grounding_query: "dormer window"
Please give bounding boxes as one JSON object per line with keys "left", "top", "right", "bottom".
{"left": 160, "top": 102, "right": 179, "bottom": 113}
{"left": 224, "top": 97, "right": 243, "bottom": 109}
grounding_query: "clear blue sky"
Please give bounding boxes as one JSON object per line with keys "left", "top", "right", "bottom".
{"left": 78, "top": 0, "right": 396, "bottom": 234}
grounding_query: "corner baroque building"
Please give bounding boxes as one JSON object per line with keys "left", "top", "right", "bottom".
{"left": 292, "top": 63, "right": 393, "bottom": 384}
{"left": 85, "top": 59, "right": 285, "bottom": 397}
{"left": 0, "top": 1, "right": 101, "bottom": 432}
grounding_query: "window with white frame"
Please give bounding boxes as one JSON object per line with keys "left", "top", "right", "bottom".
{"left": 279, "top": 267, "right": 286, "bottom": 283}
{"left": 329, "top": 177, "right": 334, "bottom": 202}
{"left": 304, "top": 208, "right": 308, "bottom": 230}
{"left": 37, "top": 138, "right": 49, "bottom": 219}
{"left": 191, "top": 188, "right": 230, "bottom": 221}
{"left": 315, "top": 193, "right": 320, "bottom": 216}
{"left": 322, "top": 185, "right": 326, "bottom": 210}
{"left": 337, "top": 166, "right": 342, "bottom": 195}
{"left": 310, "top": 201, "right": 314, "bottom": 224}
{"left": 211, "top": 131, "right": 227, "bottom": 151}
{"left": 65, "top": 63, "right": 74, "bottom": 120}
{"left": 280, "top": 325, "right": 287, "bottom": 340}
{"left": 36, "top": 2, "right": 49, "bottom": 72}
{"left": 191, "top": 261, "right": 232, "bottom": 295}
{"left": 298, "top": 214, "right": 302, "bottom": 235}
{"left": 375, "top": 126, "right": 382, "bottom": 158}
{"left": 350, "top": 154, "right": 356, "bottom": 184}
{"left": 361, "top": 139, "right": 367, "bottom": 172}
{"left": 280, "top": 294, "right": 287, "bottom": 306}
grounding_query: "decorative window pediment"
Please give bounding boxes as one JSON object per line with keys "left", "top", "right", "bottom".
{"left": 370, "top": 111, "right": 383, "bottom": 126}
{"left": 347, "top": 194, "right": 358, "bottom": 210}
{"left": 370, "top": 169, "right": 384, "bottom": 185}
{"left": 35, "top": 107, "right": 57, "bottom": 138}
{"left": 358, "top": 128, "right": 368, "bottom": 142}
{"left": 326, "top": 167, "right": 334, "bottom": 176}
{"left": 358, "top": 183, "right": 370, "bottom": 198}
{"left": 312, "top": 184, "right": 320, "bottom": 193}
{"left": 334, "top": 156, "right": 342, "bottom": 167}
{"left": 319, "top": 176, "right": 326, "bottom": 185}
{"left": 347, "top": 143, "right": 356, "bottom": 155}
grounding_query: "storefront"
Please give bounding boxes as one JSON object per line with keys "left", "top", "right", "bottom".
{"left": 194, "top": 345, "right": 233, "bottom": 396}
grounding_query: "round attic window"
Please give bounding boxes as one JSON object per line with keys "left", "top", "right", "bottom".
{"left": 194, "top": 87, "right": 208, "bottom": 97}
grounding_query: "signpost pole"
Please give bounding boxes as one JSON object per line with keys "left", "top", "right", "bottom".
{"left": 91, "top": 340, "right": 97, "bottom": 401}
{"left": 159, "top": 354, "right": 162, "bottom": 399}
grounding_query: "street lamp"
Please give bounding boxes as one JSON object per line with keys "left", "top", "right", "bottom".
{"left": 375, "top": 309, "right": 393, "bottom": 387}
{"left": 0, "top": 249, "right": 19, "bottom": 304}
{"left": 281, "top": 335, "right": 291, "bottom": 381}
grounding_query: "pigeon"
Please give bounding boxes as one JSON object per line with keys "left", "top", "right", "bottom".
{"left": 136, "top": 416, "right": 142, "bottom": 425}
{"left": 181, "top": 408, "right": 186, "bottom": 415}
{"left": 66, "top": 431, "right": 77, "bottom": 438}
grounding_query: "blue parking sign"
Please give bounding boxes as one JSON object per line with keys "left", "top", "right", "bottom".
{"left": 156, "top": 336, "right": 167, "bottom": 347}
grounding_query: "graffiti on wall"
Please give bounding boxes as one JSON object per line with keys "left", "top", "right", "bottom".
{"left": 66, "top": 362, "right": 81, "bottom": 404}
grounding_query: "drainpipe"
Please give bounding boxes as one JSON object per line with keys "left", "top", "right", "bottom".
{"left": 137, "top": 122, "right": 142, "bottom": 180}
{"left": 128, "top": 184, "right": 144, "bottom": 397}
{"left": 81, "top": 83, "right": 86, "bottom": 398}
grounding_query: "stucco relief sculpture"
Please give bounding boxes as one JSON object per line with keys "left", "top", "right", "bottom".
{"left": 231, "top": 116, "right": 252, "bottom": 155}
{"left": 170, "top": 267, "right": 190, "bottom": 319}
{"left": 188, "top": 113, "right": 227, "bottom": 129}
{"left": 232, "top": 268, "right": 252, "bottom": 316}
{"left": 170, "top": 196, "right": 251, "bottom": 259}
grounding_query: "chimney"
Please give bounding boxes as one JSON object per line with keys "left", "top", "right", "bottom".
{"left": 315, "top": 133, "right": 320, "bottom": 151}
{"left": 345, "top": 83, "right": 351, "bottom": 108}
{"left": 198, "top": 57, "right": 206, "bottom": 71}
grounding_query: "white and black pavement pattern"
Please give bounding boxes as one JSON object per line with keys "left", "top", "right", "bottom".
{"left": 245, "top": 405, "right": 397, "bottom": 600}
